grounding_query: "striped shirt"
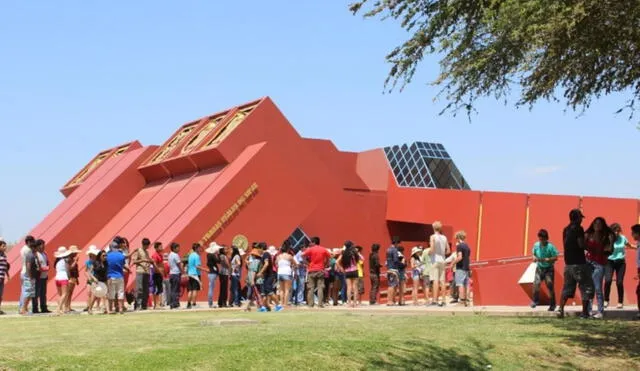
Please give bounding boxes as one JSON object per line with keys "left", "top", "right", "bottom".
{"left": 0, "top": 252, "right": 8, "bottom": 280}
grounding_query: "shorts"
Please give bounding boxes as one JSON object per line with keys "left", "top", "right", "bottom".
{"left": 22, "top": 277, "right": 35, "bottom": 299}
{"left": 358, "top": 278, "right": 365, "bottom": 294}
{"left": 108, "top": 278, "right": 125, "bottom": 300}
{"left": 561, "top": 264, "right": 594, "bottom": 299}
{"left": 345, "top": 271, "right": 358, "bottom": 279}
{"left": 278, "top": 274, "right": 292, "bottom": 282}
{"left": 431, "top": 262, "right": 446, "bottom": 283}
{"left": 55, "top": 280, "right": 69, "bottom": 287}
{"left": 188, "top": 276, "right": 201, "bottom": 291}
{"left": 0, "top": 279, "right": 4, "bottom": 300}
{"left": 455, "top": 270, "right": 469, "bottom": 287}
{"left": 398, "top": 270, "right": 406, "bottom": 282}
{"left": 261, "top": 275, "right": 276, "bottom": 296}
{"left": 153, "top": 273, "right": 164, "bottom": 294}
{"left": 387, "top": 270, "right": 399, "bottom": 288}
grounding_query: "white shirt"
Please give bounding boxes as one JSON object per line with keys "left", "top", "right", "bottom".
{"left": 277, "top": 255, "right": 292, "bottom": 276}
{"left": 55, "top": 258, "right": 68, "bottom": 281}
{"left": 20, "top": 245, "right": 31, "bottom": 275}
{"left": 431, "top": 234, "right": 448, "bottom": 263}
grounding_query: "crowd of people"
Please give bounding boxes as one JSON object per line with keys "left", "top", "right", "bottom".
{"left": 0, "top": 208, "right": 639, "bottom": 320}
{"left": 0, "top": 221, "right": 473, "bottom": 315}
{"left": 530, "top": 209, "right": 640, "bottom": 319}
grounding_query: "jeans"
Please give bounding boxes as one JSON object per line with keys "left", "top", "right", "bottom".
{"left": 370, "top": 274, "right": 379, "bottom": 303}
{"left": 218, "top": 275, "right": 229, "bottom": 307}
{"left": 604, "top": 259, "right": 626, "bottom": 304}
{"left": 135, "top": 273, "right": 150, "bottom": 309}
{"left": 295, "top": 271, "right": 306, "bottom": 304}
{"left": 230, "top": 275, "right": 241, "bottom": 306}
{"left": 336, "top": 272, "right": 346, "bottom": 302}
{"left": 207, "top": 273, "right": 218, "bottom": 306}
{"left": 32, "top": 276, "right": 48, "bottom": 312}
{"left": 532, "top": 266, "right": 555, "bottom": 307}
{"left": 169, "top": 274, "right": 181, "bottom": 308}
{"left": 306, "top": 271, "right": 325, "bottom": 307}
{"left": 162, "top": 279, "right": 171, "bottom": 306}
{"left": 19, "top": 273, "right": 27, "bottom": 308}
{"left": 588, "top": 261, "right": 605, "bottom": 313}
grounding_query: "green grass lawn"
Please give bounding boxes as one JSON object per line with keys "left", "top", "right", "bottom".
{"left": 0, "top": 309, "right": 639, "bottom": 370}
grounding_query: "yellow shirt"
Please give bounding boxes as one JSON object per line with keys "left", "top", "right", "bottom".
{"left": 357, "top": 255, "right": 364, "bottom": 278}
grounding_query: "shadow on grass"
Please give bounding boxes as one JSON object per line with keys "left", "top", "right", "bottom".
{"left": 519, "top": 317, "right": 640, "bottom": 360}
{"left": 364, "top": 338, "right": 493, "bottom": 371}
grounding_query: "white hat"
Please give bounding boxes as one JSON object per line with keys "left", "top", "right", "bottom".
{"left": 205, "top": 242, "right": 221, "bottom": 254}
{"left": 86, "top": 245, "right": 100, "bottom": 256}
{"left": 411, "top": 246, "right": 422, "bottom": 256}
{"left": 68, "top": 245, "right": 80, "bottom": 254}
{"left": 267, "top": 245, "right": 278, "bottom": 256}
{"left": 54, "top": 246, "right": 72, "bottom": 258}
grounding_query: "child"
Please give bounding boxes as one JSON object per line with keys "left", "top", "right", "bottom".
{"left": 0, "top": 240, "right": 8, "bottom": 315}
{"left": 631, "top": 224, "right": 640, "bottom": 319}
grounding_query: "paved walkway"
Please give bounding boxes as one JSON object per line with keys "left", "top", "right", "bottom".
{"left": 1, "top": 302, "right": 638, "bottom": 320}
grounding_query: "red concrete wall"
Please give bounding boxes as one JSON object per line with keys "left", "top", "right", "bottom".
{"left": 356, "top": 149, "right": 389, "bottom": 192}
{"left": 526, "top": 194, "right": 580, "bottom": 254}
{"left": 477, "top": 192, "right": 527, "bottom": 260}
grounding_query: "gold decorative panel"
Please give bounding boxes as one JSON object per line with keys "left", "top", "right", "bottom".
{"left": 149, "top": 125, "right": 196, "bottom": 164}
{"left": 204, "top": 104, "right": 257, "bottom": 148}
{"left": 67, "top": 152, "right": 109, "bottom": 187}
{"left": 112, "top": 145, "right": 130, "bottom": 158}
{"left": 180, "top": 115, "right": 225, "bottom": 154}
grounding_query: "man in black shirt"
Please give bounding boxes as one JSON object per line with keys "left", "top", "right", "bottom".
{"left": 559, "top": 208, "right": 594, "bottom": 318}
{"left": 369, "top": 244, "right": 382, "bottom": 305}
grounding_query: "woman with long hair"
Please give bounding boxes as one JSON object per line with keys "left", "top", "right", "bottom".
{"left": 229, "top": 246, "right": 243, "bottom": 307}
{"left": 276, "top": 242, "right": 296, "bottom": 306}
{"left": 410, "top": 247, "right": 426, "bottom": 305}
{"left": 605, "top": 223, "right": 635, "bottom": 308}
{"left": 585, "top": 217, "right": 614, "bottom": 318}
{"left": 65, "top": 247, "right": 80, "bottom": 312}
{"left": 339, "top": 241, "right": 360, "bottom": 308}
{"left": 53, "top": 247, "right": 71, "bottom": 315}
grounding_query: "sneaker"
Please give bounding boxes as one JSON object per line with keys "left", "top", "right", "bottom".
{"left": 275, "top": 305, "right": 283, "bottom": 312}
{"left": 450, "top": 299, "right": 459, "bottom": 304}
{"left": 617, "top": 303, "right": 623, "bottom": 309}
{"left": 257, "top": 306, "right": 268, "bottom": 312}
{"left": 604, "top": 301, "right": 609, "bottom": 308}
{"left": 186, "top": 304, "right": 192, "bottom": 309}
{"left": 437, "top": 302, "right": 445, "bottom": 307}
{"left": 547, "top": 306, "right": 556, "bottom": 312}
{"left": 530, "top": 302, "right": 537, "bottom": 309}
{"left": 592, "top": 312, "right": 603, "bottom": 319}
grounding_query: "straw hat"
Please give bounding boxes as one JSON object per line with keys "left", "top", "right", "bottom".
{"left": 68, "top": 245, "right": 80, "bottom": 254}
{"left": 411, "top": 246, "right": 422, "bottom": 256}
{"left": 205, "top": 242, "right": 221, "bottom": 254}
{"left": 86, "top": 245, "right": 100, "bottom": 256}
{"left": 54, "top": 246, "right": 72, "bottom": 258}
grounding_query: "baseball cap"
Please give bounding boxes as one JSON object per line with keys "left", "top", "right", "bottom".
{"left": 569, "top": 208, "right": 585, "bottom": 221}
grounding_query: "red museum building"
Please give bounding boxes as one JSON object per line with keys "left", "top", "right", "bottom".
{"left": 4, "top": 97, "right": 639, "bottom": 305}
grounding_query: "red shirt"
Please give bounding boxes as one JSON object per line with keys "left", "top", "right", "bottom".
{"left": 585, "top": 239, "right": 607, "bottom": 265}
{"left": 151, "top": 251, "right": 163, "bottom": 274}
{"left": 303, "top": 245, "right": 330, "bottom": 272}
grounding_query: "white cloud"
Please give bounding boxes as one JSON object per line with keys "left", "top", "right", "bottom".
{"left": 530, "top": 165, "right": 562, "bottom": 175}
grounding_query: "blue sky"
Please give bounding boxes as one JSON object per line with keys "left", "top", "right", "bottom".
{"left": 1, "top": 1, "right": 638, "bottom": 241}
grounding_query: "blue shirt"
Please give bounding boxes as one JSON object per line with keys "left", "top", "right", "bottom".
{"left": 609, "top": 235, "right": 627, "bottom": 261}
{"left": 386, "top": 246, "right": 399, "bottom": 270}
{"left": 106, "top": 250, "right": 126, "bottom": 279}
{"left": 532, "top": 242, "right": 558, "bottom": 268}
{"left": 187, "top": 252, "right": 201, "bottom": 276}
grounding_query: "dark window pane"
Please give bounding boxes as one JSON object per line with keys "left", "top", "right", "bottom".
{"left": 436, "top": 143, "right": 445, "bottom": 150}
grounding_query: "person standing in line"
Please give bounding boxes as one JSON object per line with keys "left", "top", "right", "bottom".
{"left": 0, "top": 240, "right": 9, "bottom": 315}
{"left": 186, "top": 243, "right": 208, "bottom": 309}
{"left": 32, "top": 239, "right": 50, "bottom": 314}
{"left": 355, "top": 246, "right": 365, "bottom": 305}
{"left": 429, "top": 222, "right": 450, "bottom": 307}
{"left": 558, "top": 209, "right": 594, "bottom": 319}
{"left": 83, "top": 246, "right": 99, "bottom": 313}
{"left": 150, "top": 242, "right": 165, "bottom": 309}
{"left": 276, "top": 243, "right": 296, "bottom": 307}
{"left": 19, "top": 235, "right": 35, "bottom": 310}
{"left": 421, "top": 244, "right": 433, "bottom": 305}
{"left": 629, "top": 224, "right": 640, "bottom": 320}
{"left": 162, "top": 253, "right": 171, "bottom": 307}
{"left": 386, "top": 237, "right": 401, "bottom": 306}
{"left": 257, "top": 244, "right": 283, "bottom": 312}
{"left": 229, "top": 246, "right": 243, "bottom": 307}
{"left": 410, "top": 247, "right": 425, "bottom": 306}
{"left": 368, "top": 244, "right": 381, "bottom": 305}
{"left": 584, "top": 217, "right": 614, "bottom": 319}
{"left": 20, "top": 241, "right": 38, "bottom": 315}
{"left": 294, "top": 241, "right": 309, "bottom": 305}
{"left": 530, "top": 229, "right": 558, "bottom": 311}
{"left": 451, "top": 231, "right": 472, "bottom": 307}
{"left": 132, "top": 238, "right": 153, "bottom": 310}
{"left": 205, "top": 243, "right": 220, "bottom": 308}
{"left": 604, "top": 223, "right": 635, "bottom": 309}
{"left": 65, "top": 246, "right": 80, "bottom": 312}
{"left": 218, "top": 245, "right": 230, "bottom": 308}
{"left": 106, "top": 243, "right": 128, "bottom": 314}
{"left": 303, "top": 237, "right": 330, "bottom": 308}
{"left": 168, "top": 243, "right": 183, "bottom": 309}
{"left": 339, "top": 242, "right": 360, "bottom": 308}
{"left": 53, "top": 247, "right": 72, "bottom": 315}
